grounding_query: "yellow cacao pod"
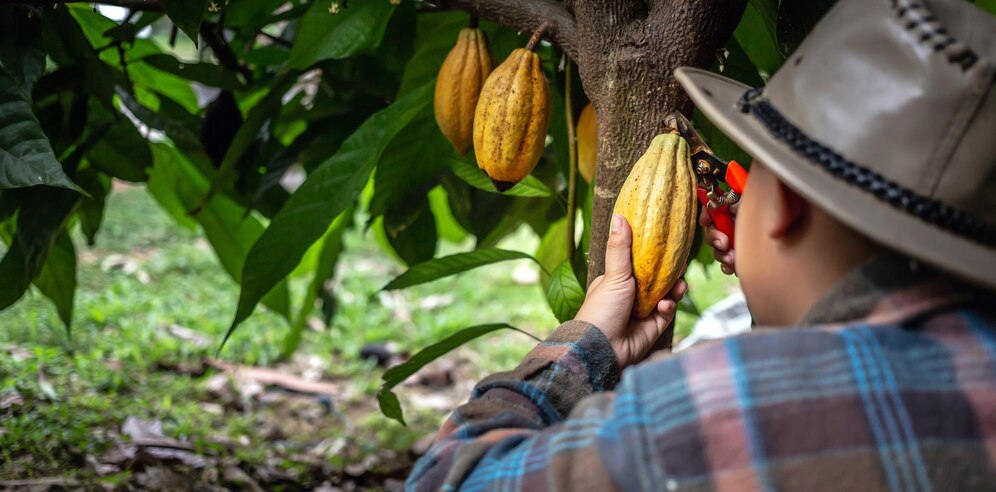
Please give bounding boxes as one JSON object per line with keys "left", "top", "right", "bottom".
{"left": 613, "top": 132, "right": 698, "bottom": 318}
{"left": 473, "top": 48, "right": 550, "bottom": 191}
{"left": 577, "top": 103, "right": 597, "bottom": 183}
{"left": 434, "top": 28, "right": 494, "bottom": 155}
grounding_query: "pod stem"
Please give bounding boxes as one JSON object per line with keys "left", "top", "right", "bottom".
{"left": 565, "top": 58, "right": 578, "bottom": 264}
{"left": 469, "top": 16, "right": 479, "bottom": 28}
{"left": 525, "top": 21, "right": 552, "bottom": 51}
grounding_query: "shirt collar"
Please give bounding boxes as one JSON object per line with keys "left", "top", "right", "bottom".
{"left": 799, "top": 252, "right": 991, "bottom": 326}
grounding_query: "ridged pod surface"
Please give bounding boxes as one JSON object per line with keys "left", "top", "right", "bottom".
{"left": 473, "top": 48, "right": 550, "bottom": 191}
{"left": 577, "top": 103, "right": 596, "bottom": 183}
{"left": 613, "top": 133, "right": 698, "bottom": 318}
{"left": 434, "top": 28, "right": 494, "bottom": 155}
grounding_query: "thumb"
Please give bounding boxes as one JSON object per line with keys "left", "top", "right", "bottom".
{"left": 604, "top": 214, "right": 633, "bottom": 281}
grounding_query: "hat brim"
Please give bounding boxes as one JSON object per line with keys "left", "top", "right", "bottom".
{"left": 675, "top": 67, "right": 996, "bottom": 291}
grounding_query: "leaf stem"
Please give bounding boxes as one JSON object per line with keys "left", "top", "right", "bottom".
{"left": 564, "top": 58, "right": 578, "bottom": 264}
{"left": 525, "top": 21, "right": 551, "bottom": 51}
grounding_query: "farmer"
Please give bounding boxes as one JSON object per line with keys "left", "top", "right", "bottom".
{"left": 408, "top": 0, "right": 996, "bottom": 489}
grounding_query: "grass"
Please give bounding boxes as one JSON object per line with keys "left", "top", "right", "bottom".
{"left": 0, "top": 185, "right": 737, "bottom": 485}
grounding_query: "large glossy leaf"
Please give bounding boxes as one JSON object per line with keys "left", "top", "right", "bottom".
{"left": 290, "top": 0, "right": 397, "bottom": 69}
{"left": 427, "top": 185, "right": 468, "bottom": 243}
{"left": 0, "top": 187, "right": 79, "bottom": 310}
{"left": 282, "top": 207, "right": 353, "bottom": 358}
{"left": 75, "top": 168, "right": 111, "bottom": 246}
{"left": 0, "top": 62, "right": 81, "bottom": 192}
{"left": 85, "top": 100, "right": 153, "bottom": 182}
{"left": 734, "top": 2, "right": 783, "bottom": 80}
{"left": 140, "top": 54, "right": 244, "bottom": 90}
{"left": 369, "top": 105, "right": 449, "bottom": 218}
{"left": 546, "top": 260, "right": 584, "bottom": 323}
{"left": 447, "top": 157, "right": 553, "bottom": 198}
{"left": 147, "top": 143, "right": 291, "bottom": 325}
{"left": 49, "top": 7, "right": 120, "bottom": 112}
{"left": 384, "top": 197, "right": 437, "bottom": 266}
{"left": 381, "top": 322, "right": 530, "bottom": 388}
{"left": 159, "top": 0, "right": 207, "bottom": 46}
{"left": 33, "top": 231, "right": 76, "bottom": 331}
{"left": 377, "top": 388, "right": 406, "bottom": 425}
{"left": 397, "top": 12, "right": 466, "bottom": 97}
{"left": 0, "top": 5, "right": 45, "bottom": 95}
{"left": 378, "top": 322, "right": 534, "bottom": 423}
{"left": 535, "top": 217, "right": 569, "bottom": 291}
{"left": 229, "top": 84, "right": 433, "bottom": 338}
{"left": 381, "top": 248, "right": 535, "bottom": 291}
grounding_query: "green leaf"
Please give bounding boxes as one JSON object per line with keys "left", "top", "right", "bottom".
{"left": 693, "top": 109, "right": 752, "bottom": 171}
{"left": 229, "top": 84, "right": 433, "bottom": 339}
{"left": 384, "top": 198, "right": 437, "bottom": 266}
{"left": 397, "top": 12, "right": 466, "bottom": 97}
{"left": 0, "top": 62, "right": 81, "bottom": 191}
{"left": 75, "top": 167, "right": 111, "bottom": 245}
{"left": 117, "top": 90, "right": 202, "bottom": 154}
{"left": 446, "top": 157, "right": 553, "bottom": 198}
{"left": 85, "top": 100, "right": 153, "bottom": 182}
{"left": 748, "top": 0, "right": 778, "bottom": 37}
{"left": 974, "top": 0, "right": 996, "bottom": 16}
{"left": 377, "top": 388, "right": 406, "bottom": 425}
{"left": 32, "top": 231, "right": 76, "bottom": 331}
{"left": 147, "top": 143, "right": 292, "bottom": 324}
{"left": 50, "top": 6, "right": 121, "bottom": 112}
{"left": 382, "top": 323, "right": 527, "bottom": 389}
{"left": 428, "top": 185, "right": 468, "bottom": 243}
{"left": 0, "top": 187, "right": 79, "bottom": 310}
{"left": 160, "top": 0, "right": 207, "bottom": 46}
{"left": 381, "top": 248, "right": 535, "bottom": 291}
{"left": 535, "top": 217, "right": 569, "bottom": 291}
{"left": 370, "top": 105, "right": 448, "bottom": 218}
{"left": 140, "top": 54, "right": 245, "bottom": 90}
{"left": 733, "top": 2, "right": 783, "bottom": 80}
{"left": 546, "top": 260, "right": 585, "bottom": 323}
{"left": 0, "top": 5, "right": 46, "bottom": 95}
{"left": 378, "top": 322, "right": 537, "bottom": 424}
{"left": 282, "top": 206, "right": 353, "bottom": 359}
{"left": 290, "top": 0, "right": 397, "bottom": 69}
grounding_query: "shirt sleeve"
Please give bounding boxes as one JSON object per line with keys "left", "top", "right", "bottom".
{"left": 406, "top": 320, "right": 633, "bottom": 491}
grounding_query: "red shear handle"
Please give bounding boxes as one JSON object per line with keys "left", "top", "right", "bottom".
{"left": 697, "top": 188, "right": 736, "bottom": 249}
{"left": 725, "top": 160, "right": 748, "bottom": 195}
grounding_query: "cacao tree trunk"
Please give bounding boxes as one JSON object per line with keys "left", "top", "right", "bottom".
{"left": 574, "top": 0, "right": 746, "bottom": 281}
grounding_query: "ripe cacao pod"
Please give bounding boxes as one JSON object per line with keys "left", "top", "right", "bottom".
{"left": 613, "top": 132, "right": 698, "bottom": 318}
{"left": 435, "top": 28, "right": 493, "bottom": 155}
{"left": 577, "top": 103, "right": 597, "bottom": 183}
{"left": 473, "top": 48, "right": 550, "bottom": 191}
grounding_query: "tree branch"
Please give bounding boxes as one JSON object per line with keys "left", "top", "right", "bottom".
{"left": 11, "top": 0, "right": 164, "bottom": 11}
{"left": 434, "top": 0, "right": 578, "bottom": 60}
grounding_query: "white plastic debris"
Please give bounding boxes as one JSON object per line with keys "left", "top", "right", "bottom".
{"left": 676, "top": 291, "right": 753, "bottom": 352}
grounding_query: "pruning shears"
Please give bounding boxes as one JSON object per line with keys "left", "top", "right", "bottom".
{"left": 666, "top": 113, "right": 749, "bottom": 248}
{"left": 691, "top": 149, "right": 748, "bottom": 248}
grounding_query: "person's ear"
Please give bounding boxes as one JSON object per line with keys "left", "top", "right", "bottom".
{"left": 769, "top": 178, "right": 808, "bottom": 239}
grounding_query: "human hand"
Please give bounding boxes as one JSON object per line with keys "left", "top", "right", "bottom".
{"left": 699, "top": 202, "right": 738, "bottom": 275}
{"left": 574, "top": 214, "right": 688, "bottom": 369}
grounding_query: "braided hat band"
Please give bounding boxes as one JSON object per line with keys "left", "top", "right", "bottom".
{"left": 737, "top": 87, "right": 996, "bottom": 248}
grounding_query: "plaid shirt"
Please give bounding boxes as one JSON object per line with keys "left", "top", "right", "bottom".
{"left": 407, "top": 254, "right": 996, "bottom": 491}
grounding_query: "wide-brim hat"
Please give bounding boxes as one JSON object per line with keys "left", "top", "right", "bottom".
{"left": 676, "top": 0, "right": 996, "bottom": 290}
